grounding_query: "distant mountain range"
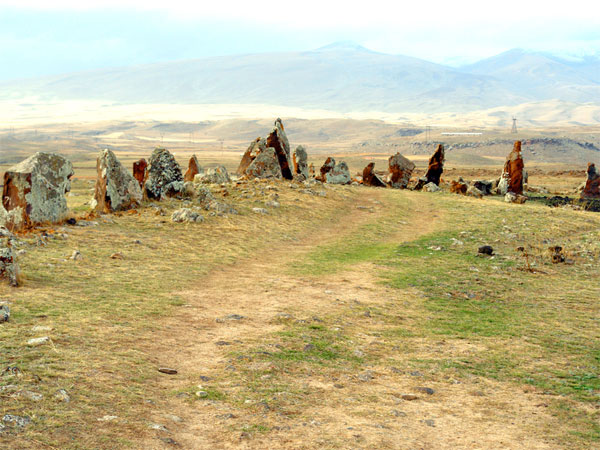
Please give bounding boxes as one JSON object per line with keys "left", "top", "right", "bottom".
{"left": 1, "top": 43, "right": 599, "bottom": 115}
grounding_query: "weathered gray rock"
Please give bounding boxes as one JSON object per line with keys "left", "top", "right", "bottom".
{"left": 497, "top": 174, "right": 509, "bottom": 195}
{"left": 145, "top": 148, "right": 184, "bottom": 200}
{"left": 0, "top": 245, "right": 20, "bottom": 287}
{"left": 467, "top": 186, "right": 484, "bottom": 198}
{"left": 423, "top": 182, "right": 441, "bottom": 193}
{"left": 237, "top": 138, "right": 267, "bottom": 175}
{"left": 245, "top": 148, "right": 282, "bottom": 179}
{"left": 195, "top": 186, "right": 216, "bottom": 208}
{"left": 0, "top": 304, "right": 9, "bottom": 323}
{"left": 194, "top": 165, "right": 231, "bottom": 184}
{"left": 388, "top": 153, "right": 415, "bottom": 189}
{"left": 472, "top": 180, "right": 493, "bottom": 196}
{"left": 27, "top": 337, "right": 49, "bottom": 346}
{"left": 1, "top": 152, "right": 73, "bottom": 231}
{"left": 171, "top": 208, "right": 204, "bottom": 223}
{"left": 317, "top": 157, "right": 336, "bottom": 182}
{"left": 91, "top": 149, "right": 142, "bottom": 213}
{"left": 293, "top": 145, "right": 309, "bottom": 180}
{"left": 505, "top": 192, "right": 527, "bottom": 204}
{"left": 325, "top": 161, "right": 351, "bottom": 185}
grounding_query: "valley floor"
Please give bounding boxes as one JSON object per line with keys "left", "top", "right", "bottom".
{"left": 1, "top": 181, "right": 599, "bottom": 449}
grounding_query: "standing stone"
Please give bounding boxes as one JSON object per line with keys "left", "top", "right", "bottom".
{"left": 388, "top": 153, "right": 415, "bottom": 189}
{"left": 293, "top": 146, "right": 309, "bottom": 180}
{"left": 0, "top": 244, "right": 20, "bottom": 287}
{"left": 184, "top": 155, "right": 202, "bottom": 183}
{"left": 91, "top": 149, "right": 142, "bottom": 213}
{"left": 237, "top": 138, "right": 267, "bottom": 176}
{"left": 145, "top": 148, "right": 184, "bottom": 200}
{"left": 362, "top": 163, "right": 387, "bottom": 187}
{"left": 582, "top": 163, "right": 600, "bottom": 198}
{"left": 2, "top": 152, "right": 73, "bottom": 231}
{"left": 133, "top": 159, "right": 148, "bottom": 189}
{"left": 425, "top": 144, "right": 445, "bottom": 185}
{"left": 326, "top": 161, "right": 351, "bottom": 185}
{"left": 266, "top": 118, "right": 293, "bottom": 180}
{"left": 244, "top": 148, "right": 282, "bottom": 179}
{"left": 502, "top": 141, "right": 525, "bottom": 195}
{"left": 317, "top": 157, "right": 336, "bottom": 182}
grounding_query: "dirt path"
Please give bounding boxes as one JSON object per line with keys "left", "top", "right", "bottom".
{"left": 139, "top": 191, "right": 557, "bottom": 449}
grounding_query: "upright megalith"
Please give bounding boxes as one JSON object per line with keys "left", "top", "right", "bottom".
{"left": 245, "top": 148, "right": 282, "bottom": 179}
{"left": 184, "top": 155, "right": 202, "bottom": 182}
{"left": 293, "top": 145, "right": 309, "bottom": 180}
{"left": 501, "top": 141, "right": 525, "bottom": 195}
{"left": 317, "top": 157, "right": 336, "bottom": 182}
{"left": 266, "top": 118, "right": 293, "bottom": 180}
{"left": 133, "top": 159, "right": 148, "bottom": 189}
{"left": 324, "top": 160, "right": 351, "bottom": 185}
{"left": 91, "top": 149, "right": 142, "bottom": 213}
{"left": 425, "top": 144, "right": 445, "bottom": 185}
{"left": 582, "top": 163, "right": 600, "bottom": 198}
{"left": 2, "top": 152, "right": 73, "bottom": 231}
{"left": 388, "top": 153, "right": 415, "bottom": 189}
{"left": 362, "top": 163, "right": 387, "bottom": 187}
{"left": 237, "top": 138, "right": 267, "bottom": 176}
{"left": 145, "top": 147, "right": 184, "bottom": 200}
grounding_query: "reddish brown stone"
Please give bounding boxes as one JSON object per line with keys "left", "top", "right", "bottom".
{"left": 184, "top": 155, "right": 201, "bottom": 182}
{"left": 582, "top": 162, "right": 600, "bottom": 198}
{"left": 425, "top": 144, "right": 445, "bottom": 185}
{"left": 309, "top": 164, "right": 315, "bottom": 178}
{"left": 450, "top": 180, "right": 468, "bottom": 194}
{"left": 388, "top": 153, "right": 415, "bottom": 189}
{"left": 133, "top": 158, "right": 148, "bottom": 189}
{"left": 362, "top": 163, "right": 387, "bottom": 187}
{"left": 266, "top": 118, "right": 293, "bottom": 180}
{"left": 237, "top": 137, "right": 266, "bottom": 176}
{"left": 317, "top": 157, "right": 336, "bottom": 182}
{"left": 504, "top": 141, "right": 525, "bottom": 195}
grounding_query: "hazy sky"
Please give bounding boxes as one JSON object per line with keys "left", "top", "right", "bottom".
{"left": 1, "top": 1, "right": 599, "bottom": 81}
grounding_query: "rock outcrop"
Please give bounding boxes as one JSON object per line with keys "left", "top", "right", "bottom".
{"left": 91, "top": 149, "right": 142, "bottom": 213}
{"left": 184, "top": 155, "right": 202, "bottom": 182}
{"left": 133, "top": 159, "right": 148, "bottom": 189}
{"left": 0, "top": 244, "right": 20, "bottom": 287}
{"left": 388, "top": 153, "right": 415, "bottom": 189}
{"left": 145, "top": 148, "right": 184, "bottom": 200}
{"left": 582, "top": 162, "right": 600, "bottom": 198}
{"left": 266, "top": 118, "right": 293, "bottom": 180}
{"left": 194, "top": 165, "right": 231, "bottom": 184}
{"left": 362, "top": 163, "right": 387, "bottom": 187}
{"left": 502, "top": 141, "right": 525, "bottom": 195}
{"left": 171, "top": 208, "right": 204, "bottom": 223}
{"left": 1, "top": 152, "right": 73, "bottom": 231}
{"left": 425, "top": 144, "right": 445, "bottom": 185}
{"left": 293, "top": 146, "right": 309, "bottom": 180}
{"left": 244, "top": 148, "right": 282, "bottom": 179}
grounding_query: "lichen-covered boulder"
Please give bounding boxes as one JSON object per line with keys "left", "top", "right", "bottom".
{"left": 194, "top": 165, "right": 231, "bottom": 184}
{"left": 133, "top": 159, "right": 148, "bottom": 189}
{"left": 423, "top": 182, "right": 441, "bottom": 193}
{"left": 467, "top": 186, "right": 484, "bottom": 198}
{"left": 145, "top": 148, "right": 183, "bottom": 200}
{"left": 91, "top": 149, "right": 142, "bottom": 213}
{"left": 505, "top": 192, "right": 527, "bottom": 204}
{"left": 2, "top": 152, "right": 73, "bottom": 231}
{"left": 317, "top": 157, "right": 336, "bottom": 182}
{"left": 501, "top": 141, "right": 525, "bottom": 195}
{"left": 293, "top": 145, "right": 309, "bottom": 180}
{"left": 266, "top": 118, "right": 293, "bottom": 180}
{"left": 184, "top": 155, "right": 202, "bottom": 182}
{"left": 245, "top": 148, "right": 282, "bottom": 179}
{"left": 582, "top": 162, "right": 600, "bottom": 198}
{"left": 388, "top": 153, "right": 415, "bottom": 189}
{"left": 237, "top": 138, "right": 267, "bottom": 175}
{"left": 0, "top": 245, "right": 20, "bottom": 287}
{"left": 362, "top": 163, "right": 387, "bottom": 187}
{"left": 171, "top": 208, "right": 204, "bottom": 223}
{"left": 326, "top": 161, "right": 351, "bottom": 185}
{"left": 425, "top": 144, "right": 445, "bottom": 185}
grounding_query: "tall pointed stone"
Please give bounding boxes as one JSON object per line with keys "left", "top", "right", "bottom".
{"left": 503, "top": 141, "right": 525, "bottom": 195}
{"left": 582, "top": 162, "right": 600, "bottom": 198}
{"left": 145, "top": 148, "right": 184, "bottom": 200}
{"left": 425, "top": 144, "right": 445, "bottom": 185}
{"left": 92, "top": 149, "right": 142, "bottom": 213}
{"left": 293, "top": 145, "right": 309, "bottom": 180}
{"left": 362, "top": 163, "right": 387, "bottom": 187}
{"left": 266, "top": 118, "right": 293, "bottom": 180}
{"left": 184, "top": 155, "right": 202, "bottom": 182}
{"left": 133, "top": 158, "right": 148, "bottom": 189}
{"left": 388, "top": 153, "right": 415, "bottom": 189}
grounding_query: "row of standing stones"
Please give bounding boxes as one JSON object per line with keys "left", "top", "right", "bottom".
{"left": 1, "top": 119, "right": 600, "bottom": 287}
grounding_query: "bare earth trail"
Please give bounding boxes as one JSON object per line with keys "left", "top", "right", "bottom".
{"left": 139, "top": 191, "right": 557, "bottom": 450}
